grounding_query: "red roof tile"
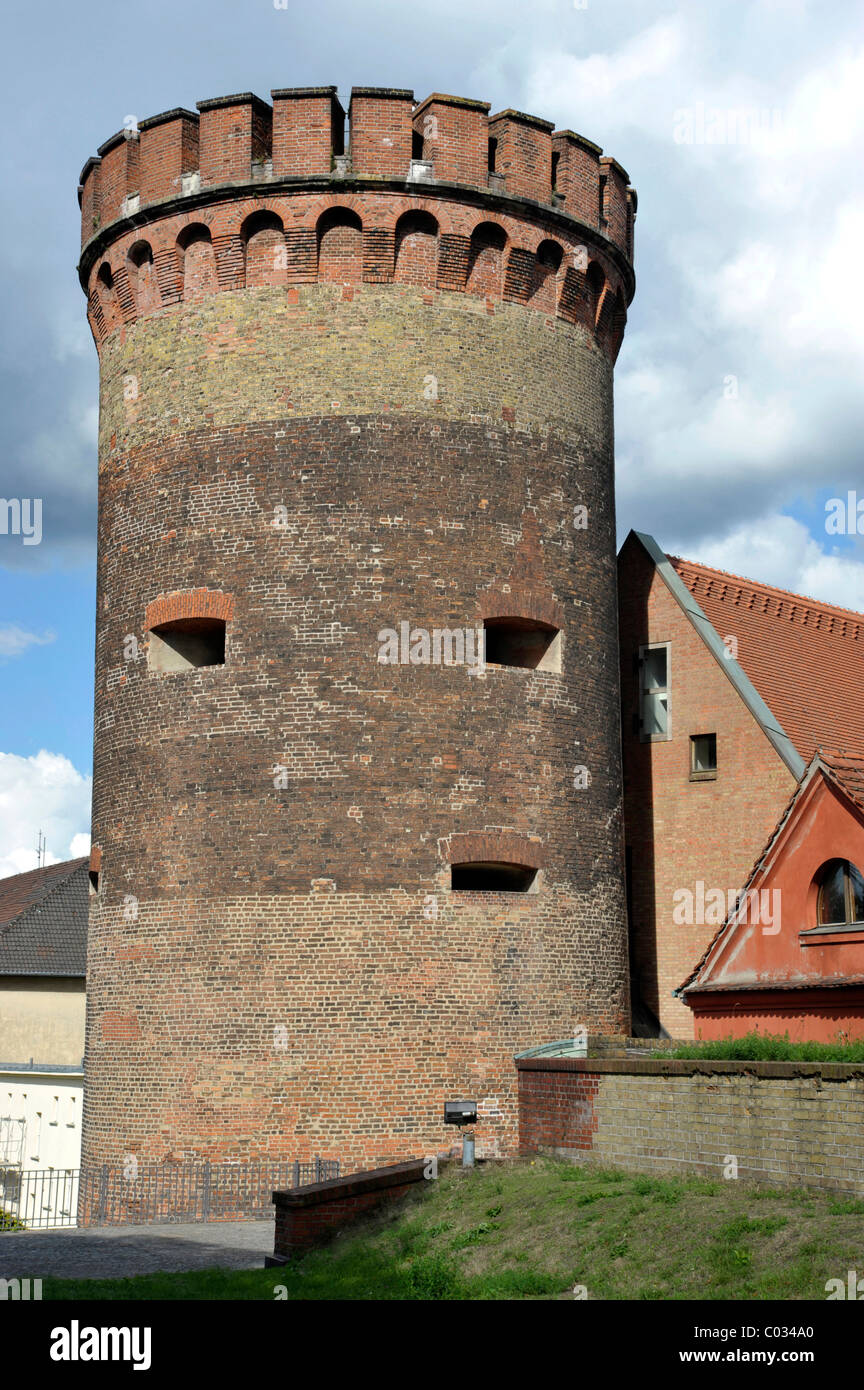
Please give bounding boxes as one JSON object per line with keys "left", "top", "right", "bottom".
{"left": 0, "top": 858, "right": 86, "bottom": 931}
{"left": 668, "top": 556, "right": 864, "bottom": 760}
{"left": 0, "top": 859, "right": 88, "bottom": 976}
{"left": 819, "top": 749, "right": 864, "bottom": 815}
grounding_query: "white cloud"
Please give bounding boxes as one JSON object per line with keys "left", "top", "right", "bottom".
{"left": 0, "top": 750, "right": 91, "bottom": 879}
{"left": 0, "top": 626, "right": 55, "bottom": 659}
{"left": 669, "top": 514, "right": 864, "bottom": 613}
{"left": 522, "top": 18, "right": 685, "bottom": 122}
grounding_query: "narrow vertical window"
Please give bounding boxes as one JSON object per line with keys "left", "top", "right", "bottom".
{"left": 639, "top": 643, "right": 669, "bottom": 740}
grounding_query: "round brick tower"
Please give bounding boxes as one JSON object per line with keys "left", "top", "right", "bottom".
{"left": 78, "top": 85, "right": 636, "bottom": 1170}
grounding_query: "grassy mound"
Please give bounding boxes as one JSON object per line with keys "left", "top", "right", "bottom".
{"left": 41, "top": 1156, "right": 864, "bottom": 1300}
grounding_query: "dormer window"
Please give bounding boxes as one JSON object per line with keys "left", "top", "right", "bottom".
{"left": 816, "top": 859, "right": 864, "bottom": 927}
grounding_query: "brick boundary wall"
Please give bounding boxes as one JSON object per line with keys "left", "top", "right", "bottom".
{"left": 517, "top": 1056, "right": 864, "bottom": 1194}
{"left": 269, "top": 1159, "right": 429, "bottom": 1261}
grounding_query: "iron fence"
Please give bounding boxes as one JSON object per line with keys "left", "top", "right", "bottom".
{"left": 2, "top": 1167, "right": 78, "bottom": 1229}
{"left": 0, "top": 1158, "right": 339, "bottom": 1230}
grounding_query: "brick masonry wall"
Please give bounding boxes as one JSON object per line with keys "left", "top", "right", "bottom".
{"left": 84, "top": 291, "right": 628, "bottom": 1169}
{"left": 618, "top": 537, "right": 796, "bottom": 1036}
{"left": 271, "top": 1159, "right": 427, "bottom": 1257}
{"left": 519, "top": 1057, "right": 864, "bottom": 1194}
{"left": 81, "top": 91, "right": 634, "bottom": 1173}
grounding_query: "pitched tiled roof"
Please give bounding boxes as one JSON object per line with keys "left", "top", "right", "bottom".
{"left": 0, "top": 859, "right": 88, "bottom": 976}
{"left": 667, "top": 556, "right": 864, "bottom": 761}
{"left": 820, "top": 749, "right": 864, "bottom": 815}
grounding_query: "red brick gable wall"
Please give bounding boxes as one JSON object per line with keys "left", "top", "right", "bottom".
{"left": 686, "top": 772, "right": 864, "bottom": 1040}
{"left": 618, "top": 535, "right": 796, "bottom": 1036}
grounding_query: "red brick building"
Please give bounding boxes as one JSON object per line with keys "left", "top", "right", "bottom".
{"left": 618, "top": 531, "right": 864, "bottom": 1038}
{"left": 681, "top": 751, "right": 864, "bottom": 1040}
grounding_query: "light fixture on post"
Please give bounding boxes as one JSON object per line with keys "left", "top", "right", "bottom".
{"left": 444, "top": 1100, "right": 477, "bottom": 1167}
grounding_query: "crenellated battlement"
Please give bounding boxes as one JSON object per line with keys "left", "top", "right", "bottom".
{"left": 78, "top": 85, "right": 636, "bottom": 361}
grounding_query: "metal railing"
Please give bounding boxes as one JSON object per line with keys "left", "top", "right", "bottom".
{"left": 2, "top": 1167, "right": 78, "bottom": 1229}
{"left": 0, "top": 1158, "right": 340, "bottom": 1230}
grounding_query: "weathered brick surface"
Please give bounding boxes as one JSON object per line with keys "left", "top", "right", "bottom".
{"left": 413, "top": 95, "right": 490, "bottom": 185}
{"left": 349, "top": 88, "right": 415, "bottom": 179}
{"left": 79, "top": 86, "right": 635, "bottom": 1172}
{"left": 271, "top": 87, "right": 344, "bottom": 178}
{"left": 519, "top": 1057, "right": 864, "bottom": 1194}
{"left": 197, "top": 94, "right": 272, "bottom": 187}
{"left": 487, "top": 110, "right": 554, "bottom": 203}
{"left": 138, "top": 110, "right": 199, "bottom": 206}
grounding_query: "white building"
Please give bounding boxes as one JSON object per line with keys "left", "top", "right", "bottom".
{"left": 0, "top": 859, "right": 87, "bottom": 1227}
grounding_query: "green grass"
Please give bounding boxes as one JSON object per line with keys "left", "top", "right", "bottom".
{"left": 37, "top": 1157, "right": 864, "bottom": 1301}
{"left": 655, "top": 1031, "right": 864, "bottom": 1063}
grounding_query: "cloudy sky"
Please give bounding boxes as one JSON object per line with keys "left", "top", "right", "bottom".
{"left": 0, "top": 0, "right": 862, "bottom": 873}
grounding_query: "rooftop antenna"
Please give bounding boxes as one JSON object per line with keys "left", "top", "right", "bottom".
{"left": 36, "top": 830, "right": 45, "bottom": 868}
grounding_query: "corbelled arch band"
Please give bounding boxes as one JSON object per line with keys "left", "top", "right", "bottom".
{"left": 88, "top": 197, "right": 625, "bottom": 358}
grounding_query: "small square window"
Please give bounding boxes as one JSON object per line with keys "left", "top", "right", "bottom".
{"left": 690, "top": 733, "right": 717, "bottom": 779}
{"left": 484, "top": 618, "right": 561, "bottom": 672}
{"left": 148, "top": 618, "right": 226, "bottom": 672}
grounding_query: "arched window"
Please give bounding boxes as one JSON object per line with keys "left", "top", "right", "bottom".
{"left": 530, "top": 239, "right": 563, "bottom": 312}
{"left": 610, "top": 286, "right": 627, "bottom": 356}
{"left": 586, "top": 261, "right": 605, "bottom": 326}
{"left": 466, "top": 222, "right": 507, "bottom": 296}
{"left": 177, "top": 224, "right": 218, "bottom": 300}
{"left": 242, "top": 210, "right": 286, "bottom": 288}
{"left": 144, "top": 589, "right": 233, "bottom": 673}
{"left": 816, "top": 859, "right": 864, "bottom": 926}
{"left": 94, "top": 262, "right": 116, "bottom": 334}
{"left": 127, "top": 240, "right": 160, "bottom": 314}
{"left": 317, "top": 207, "right": 362, "bottom": 283}
{"left": 96, "top": 262, "right": 114, "bottom": 304}
{"left": 394, "top": 211, "right": 438, "bottom": 286}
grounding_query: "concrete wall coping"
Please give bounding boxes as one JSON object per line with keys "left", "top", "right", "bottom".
{"left": 515, "top": 1055, "right": 864, "bottom": 1081}
{"left": 272, "top": 1158, "right": 427, "bottom": 1210}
